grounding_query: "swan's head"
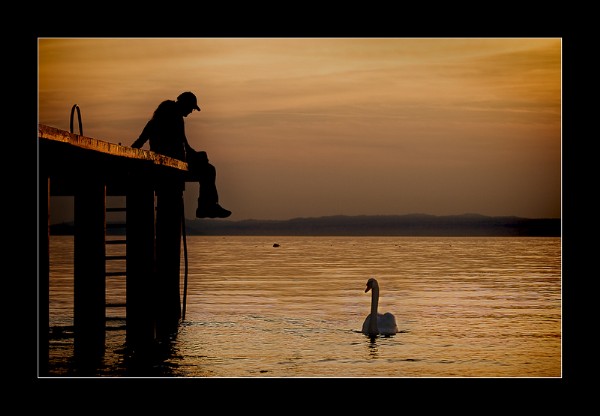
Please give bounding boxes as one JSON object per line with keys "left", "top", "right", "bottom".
{"left": 365, "top": 277, "right": 378, "bottom": 292}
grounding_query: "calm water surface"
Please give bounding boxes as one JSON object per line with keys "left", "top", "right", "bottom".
{"left": 46, "top": 236, "right": 561, "bottom": 378}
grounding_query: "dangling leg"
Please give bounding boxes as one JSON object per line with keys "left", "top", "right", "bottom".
{"left": 195, "top": 161, "right": 231, "bottom": 218}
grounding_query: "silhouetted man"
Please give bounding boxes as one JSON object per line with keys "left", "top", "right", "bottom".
{"left": 132, "top": 91, "right": 231, "bottom": 218}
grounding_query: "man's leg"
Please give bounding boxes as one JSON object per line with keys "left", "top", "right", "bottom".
{"left": 195, "top": 162, "right": 231, "bottom": 218}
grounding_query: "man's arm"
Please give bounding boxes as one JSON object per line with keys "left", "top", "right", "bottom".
{"left": 131, "top": 136, "right": 146, "bottom": 148}
{"left": 131, "top": 120, "right": 153, "bottom": 148}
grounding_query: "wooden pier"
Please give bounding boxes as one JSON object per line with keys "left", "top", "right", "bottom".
{"left": 38, "top": 124, "right": 194, "bottom": 375}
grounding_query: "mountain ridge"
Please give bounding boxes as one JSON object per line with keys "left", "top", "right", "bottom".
{"left": 184, "top": 213, "right": 560, "bottom": 236}
{"left": 48, "top": 213, "right": 561, "bottom": 236}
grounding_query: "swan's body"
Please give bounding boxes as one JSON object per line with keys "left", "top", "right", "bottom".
{"left": 361, "top": 278, "right": 398, "bottom": 336}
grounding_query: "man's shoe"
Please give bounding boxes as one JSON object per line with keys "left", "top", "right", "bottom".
{"left": 196, "top": 204, "right": 232, "bottom": 219}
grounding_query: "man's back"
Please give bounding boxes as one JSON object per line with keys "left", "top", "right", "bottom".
{"left": 138, "top": 100, "right": 187, "bottom": 161}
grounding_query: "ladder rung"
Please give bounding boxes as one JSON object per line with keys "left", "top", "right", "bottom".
{"left": 106, "top": 324, "right": 127, "bottom": 331}
{"left": 106, "top": 303, "right": 126, "bottom": 308}
{"left": 106, "top": 239, "right": 127, "bottom": 245}
{"left": 106, "top": 271, "right": 127, "bottom": 277}
{"left": 106, "top": 255, "right": 127, "bottom": 261}
{"left": 106, "top": 207, "right": 127, "bottom": 212}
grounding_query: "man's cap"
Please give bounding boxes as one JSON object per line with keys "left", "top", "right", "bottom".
{"left": 177, "top": 91, "right": 201, "bottom": 111}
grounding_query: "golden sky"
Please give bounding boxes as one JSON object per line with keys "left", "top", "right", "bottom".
{"left": 38, "top": 38, "right": 561, "bottom": 221}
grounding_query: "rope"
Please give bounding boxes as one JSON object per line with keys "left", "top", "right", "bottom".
{"left": 181, "top": 196, "right": 189, "bottom": 321}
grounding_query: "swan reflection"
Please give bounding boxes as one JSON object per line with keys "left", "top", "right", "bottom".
{"left": 366, "top": 336, "right": 379, "bottom": 358}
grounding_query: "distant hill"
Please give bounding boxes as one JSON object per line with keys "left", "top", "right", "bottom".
{"left": 49, "top": 214, "right": 560, "bottom": 237}
{"left": 185, "top": 214, "right": 560, "bottom": 236}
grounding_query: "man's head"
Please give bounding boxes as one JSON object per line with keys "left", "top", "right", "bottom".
{"left": 177, "top": 91, "right": 201, "bottom": 116}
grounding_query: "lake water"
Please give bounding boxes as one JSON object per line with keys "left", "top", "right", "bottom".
{"left": 44, "top": 235, "right": 561, "bottom": 378}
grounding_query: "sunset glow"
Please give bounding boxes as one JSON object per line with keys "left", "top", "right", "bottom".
{"left": 38, "top": 38, "right": 561, "bottom": 221}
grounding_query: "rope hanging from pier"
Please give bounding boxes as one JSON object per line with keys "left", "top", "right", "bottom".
{"left": 182, "top": 197, "right": 189, "bottom": 321}
{"left": 70, "top": 104, "right": 83, "bottom": 136}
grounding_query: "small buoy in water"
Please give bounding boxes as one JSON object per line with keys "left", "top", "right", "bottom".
{"left": 273, "top": 243, "right": 280, "bottom": 247}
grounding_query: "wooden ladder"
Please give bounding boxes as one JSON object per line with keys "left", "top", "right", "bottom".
{"left": 105, "top": 199, "right": 127, "bottom": 330}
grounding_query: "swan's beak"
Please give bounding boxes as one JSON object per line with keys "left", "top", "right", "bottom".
{"left": 365, "top": 285, "right": 371, "bottom": 293}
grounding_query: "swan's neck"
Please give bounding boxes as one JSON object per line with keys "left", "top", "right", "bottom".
{"left": 369, "top": 285, "right": 379, "bottom": 334}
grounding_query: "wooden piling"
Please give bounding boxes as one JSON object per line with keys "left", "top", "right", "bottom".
{"left": 126, "top": 177, "right": 156, "bottom": 352}
{"left": 155, "top": 183, "right": 183, "bottom": 339}
{"left": 39, "top": 176, "right": 50, "bottom": 376}
{"left": 73, "top": 178, "right": 106, "bottom": 363}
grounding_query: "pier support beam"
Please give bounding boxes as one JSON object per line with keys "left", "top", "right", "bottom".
{"left": 39, "top": 176, "right": 49, "bottom": 376}
{"left": 155, "top": 184, "right": 183, "bottom": 340}
{"left": 126, "top": 178, "right": 156, "bottom": 354}
{"left": 74, "top": 179, "right": 106, "bottom": 367}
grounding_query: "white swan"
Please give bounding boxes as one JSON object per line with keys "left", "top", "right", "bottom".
{"left": 361, "top": 277, "right": 398, "bottom": 336}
